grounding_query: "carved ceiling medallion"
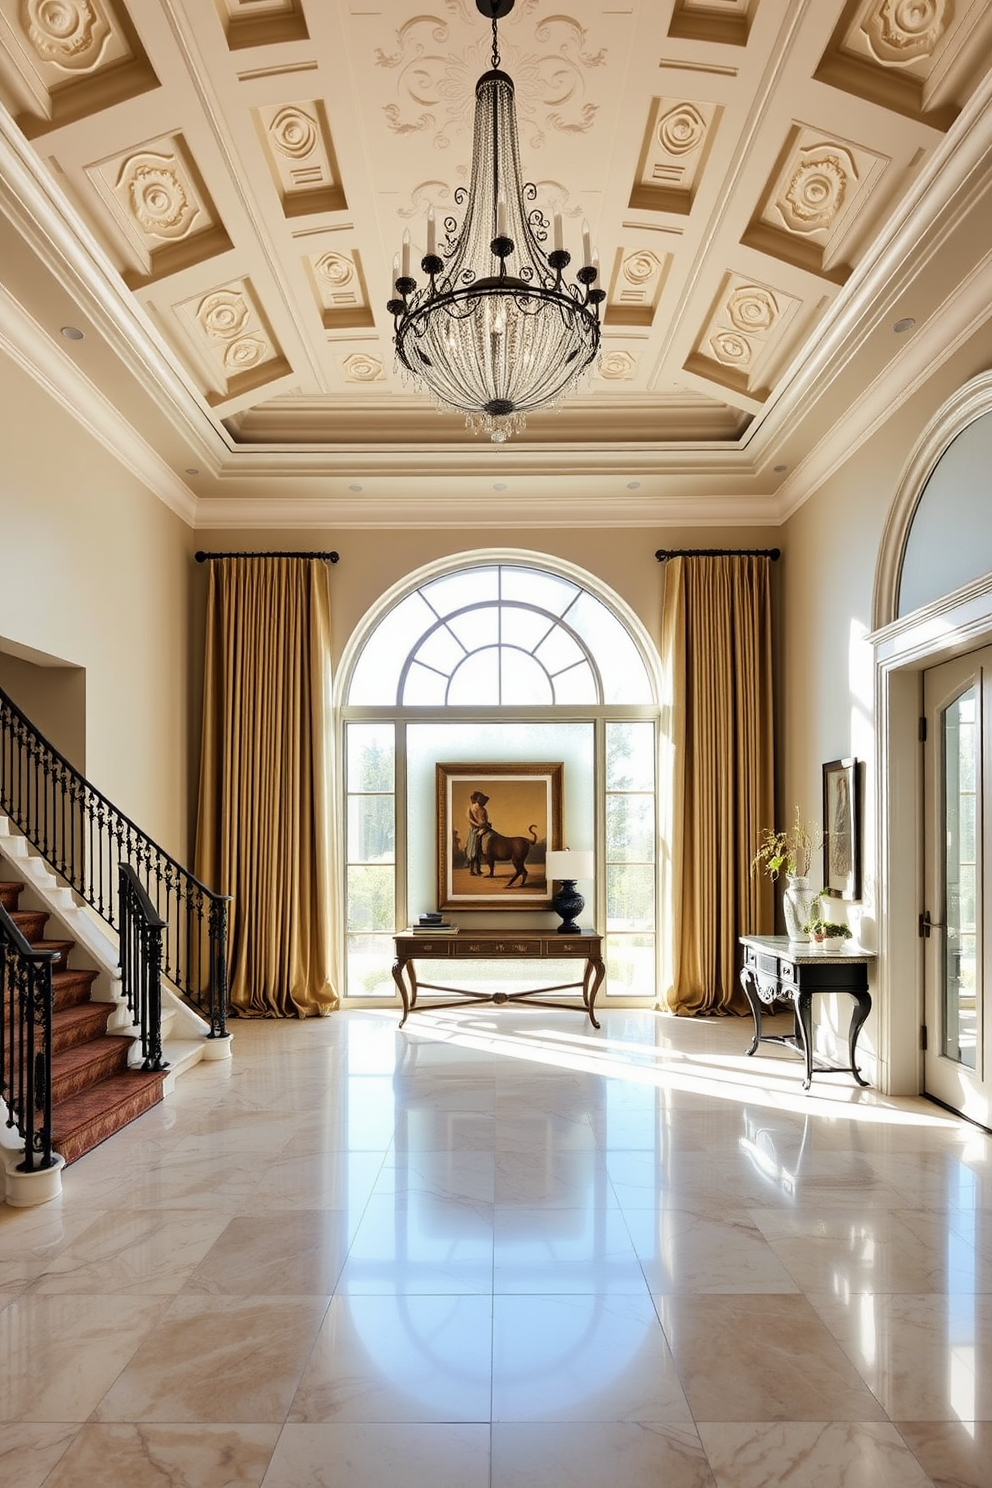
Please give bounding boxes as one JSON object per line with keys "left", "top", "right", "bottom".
{"left": 268, "top": 106, "right": 318, "bottom": 160}
{"left": 378, "top": 12, "right": 605, "bottom": 150}
{"left": 727, "top": 285, "right": 777, "bottom": 334}
{"left": 657, "top": 103, "right": 706, "bottom": 156}
{"left": 21, "top": 0, "right": 110, "bottom": 71}
{"left": 863, "top": 0, "right": 948, "bottom": 66}
{"left": 123, "top": 156, "right": 197, "bottom": 239}
{"left": 780, "top": 150, "right": 851, "bottom": 235}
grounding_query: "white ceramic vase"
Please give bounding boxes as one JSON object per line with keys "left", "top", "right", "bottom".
{"left": 783, "top": 875, "right": 818, "bottom": 942}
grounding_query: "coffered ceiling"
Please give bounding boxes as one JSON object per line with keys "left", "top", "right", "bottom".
{"left": 1, "top": 0, "right": 991, "bottom": 527}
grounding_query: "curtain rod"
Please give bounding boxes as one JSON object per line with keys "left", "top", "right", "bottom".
{"left": 195, "top": 550, "right": 339, "bottom": 563}
{"left": 655, "top": 547, "right": 780, "bottom": 561}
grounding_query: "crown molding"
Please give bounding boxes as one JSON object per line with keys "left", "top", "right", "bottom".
{"left": 0, "top": 283, "right": 198, "bottom": 526}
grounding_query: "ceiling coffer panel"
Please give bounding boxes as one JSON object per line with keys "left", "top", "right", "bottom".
{"left": 629, "top": 97, "right": 722, "bottom": 215}
{"left": 604, "top": 245, "right": 672, "bottom": 329}
{"left": 216, "top": 0, "right": 308, "bottom": 52}
{"left": 254, "top": 99, "right": 347, "bottom": 218}
{"left": 667, "top": 0, "right": 756, "bottom": 49}
{"left": 167, "top": 276, "right": 292, "bottom": 407}
{"left": 683, "top": 272, "right": 804, "bottom": 403}
{"left": 0, "top": 0, "right": 158, "bottom": 135}
{"left": 813, "top": 0, "right": 992, "bottom": 128}
{"left": 84, "top": 133, "right": 233, "bottom": 287}
{"left": 741, "top": 124, "right": 889, "bottom": 284}
{"left": 305, "top": 247, "right": 374, "bottom": 331}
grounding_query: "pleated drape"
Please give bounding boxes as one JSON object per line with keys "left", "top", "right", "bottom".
{"left": 660, "top": 555, "right": 775, "bottom": 1015}
{"left": 195, "top": 557, "right": 339, "bottom": 1017}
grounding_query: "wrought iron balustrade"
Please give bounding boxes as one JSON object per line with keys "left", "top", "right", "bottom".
{"left": 119, "top": 865, "right": 168, "bottom": 1072}
{"left": 0, "top": 902, "right": 56, "bottom": 1172}
{"left": 0, "top": 685, "right": 229, "bottom": 1039}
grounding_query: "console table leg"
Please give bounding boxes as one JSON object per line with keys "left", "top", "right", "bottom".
{"left": 740, "top": 965, "right": 761, "bottom": 1055}
{"left": 794, "top": 989, "right": 815, "bottom": 1091}
{"left": 391, "top": 958, "right": 411, "bottom": 1027}
{"left": 585, "top": 956, "right": 604, "bottom": 1030}
{"left": 848, "top": 990, "right": 872, "bottom": 1086}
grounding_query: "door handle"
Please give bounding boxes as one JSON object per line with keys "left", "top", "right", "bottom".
{"left": 920, "top": 910, "right": 945, "bottom": 938}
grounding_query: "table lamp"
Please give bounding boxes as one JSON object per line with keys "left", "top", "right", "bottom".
{"left": 545, "top": 849, "right": 594, "bottom": 933}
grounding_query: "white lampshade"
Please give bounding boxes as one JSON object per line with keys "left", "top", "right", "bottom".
{"left": 545, "top": 850, "right": 594, "bottom": 881}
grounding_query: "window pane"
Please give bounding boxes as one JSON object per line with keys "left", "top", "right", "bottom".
{"left": 564, "top": 592, "right": 652, "bottom": 703}
{"left": 401, "top": 661, "right": 448, "bottom": 707}
{"left": 348, "top": 795, "right": 395, "bottom": 863}
{"left": 346, "top": 724, "right": 394, "bottom": 792}
{"left": 606, "top": 722, "right": 655, "bottom": 790}
{"left": 421, "top": 567, "right": 499, "bottom": 615}
{"left": 412, "top": 625, "right": 467, "bottom": 674}
{"left": 607, "top": 863, "right": 655, "bottom": 931}
{"left": 445, "top": 605, "right": 500, "bottom": 651}
{"left": 606, "top": 933, "right": 655, "bottom": 997}
{"left": 534, "top": 625, "right": 585, "bottom": 675}
{"left": 553, "top": 662, "right": 597, "bottom": 705}
{"left": 501, "top": 566, "right": 579, "bottom": 615}
{"left": 606, "top": 794, "right": 655, "bottom": 863}
{"left": 447, "top": 648, "right": 500, "bottom": 704}
{"left": 500, "top": 605, "right": 555, "bottom": 653}
{"left": 348, "top": 592, "right": 438, "bottom": 704}
{"left": 346, "top": 934, "right": 396, "bottom": 997}
{"left": 501, "top": 649, "right": 553, "bottom": 705}
{"left": 347, "top": 865, "right": 395, "bottom": 932}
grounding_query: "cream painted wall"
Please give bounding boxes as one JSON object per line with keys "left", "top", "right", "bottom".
{"left": 191, "top": 524, "right": 776, "bottom": 679}
{"left": 0, "top": 350, "right": 195, "bottom": 861}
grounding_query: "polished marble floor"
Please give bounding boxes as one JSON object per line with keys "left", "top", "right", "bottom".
{"left": 1, "top": 1005, "right": 991, "bottom": 1488}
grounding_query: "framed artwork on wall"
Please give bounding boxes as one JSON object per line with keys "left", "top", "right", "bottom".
{"left": 436, "top": 761, "right": 563, "bottom": 911}
{"left": 822, "top": 756, "right": 861, "bottom": 900}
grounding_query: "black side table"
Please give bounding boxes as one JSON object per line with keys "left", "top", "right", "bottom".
{"left": 739, "top": 935, "right": 874, "bottom": 1091}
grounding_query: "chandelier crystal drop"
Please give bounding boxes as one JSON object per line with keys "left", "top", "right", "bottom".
{"left": 386, "top": 0, "right": 604, "bottom": 443}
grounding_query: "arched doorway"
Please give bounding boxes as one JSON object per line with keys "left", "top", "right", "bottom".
{"left": 337, "top": 552, "right": 662, "bottom": 1006}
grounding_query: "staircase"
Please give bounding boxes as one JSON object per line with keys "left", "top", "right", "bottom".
{"left": 1, "top": 877, "right": 166, "bottom": 1164}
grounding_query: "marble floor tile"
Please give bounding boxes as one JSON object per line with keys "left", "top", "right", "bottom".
{"left": 375, "top": 1149, "right": 496, "bottom": 1205}
{"left": 697, "top": 1421, "right": 934, "bottom": 1488}
{"left": 94, "top": 1296, "right": 329, "bottom": 1423}
{"left": 334, "top": 1191, "right": 495, "bottom": 1296}
{"left": 41, "top": 1423, "right": 280, "bottom": 1488}
{"left": 492, "top": 1293, "right": 692, "bottom": 1422}
{"left": 491, "top": 1422, "right": 715, "bottom": 1488}
{"left": 246, "top": 1149, "right": 385, "bottom": 1218}
{"left": 288, "top": 1293, "right": 493, "bottom": 1422}
{"left": 29, "top": 1208, "right": 231, "bottom": 1296}
{"left": 493, "top": 1204, "right": 647, "bottom": 1295}
{"left": 656, "top": 1293, "right": 887, "bottom": 1422}
{"left": 260, "top": 1422, "right": 491, "bottom": 1488}
{"left": 896, "top": 1419, "right": 992, "bottom": 1488}
{"left": 0, "top": 1422, "right": 79, "bottom": 1488}
{"left": 0, "top": 1294, "right": 167, "bottom": 1421}
{"left": 623, "top": 1207, "right": 800, "bottom": 1294}
{"left": 184, "top": 1211, "right": 353, "bottom": 1296}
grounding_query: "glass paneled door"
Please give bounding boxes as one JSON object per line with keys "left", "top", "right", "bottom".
{"left": 923, "top": 647, "right": 992, "bottom": 1126}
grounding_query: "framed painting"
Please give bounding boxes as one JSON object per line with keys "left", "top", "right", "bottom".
{"left": 436, "top": 762, "right": 563, "bottom": 911}
{"left": 822, "top": 757, "right": 861, "bottom": 900}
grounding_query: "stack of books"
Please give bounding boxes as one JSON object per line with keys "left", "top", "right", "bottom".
{"left": 412, "top": 913, "right": 459, "bottom": 935}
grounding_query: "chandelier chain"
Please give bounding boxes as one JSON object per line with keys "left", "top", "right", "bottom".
{"left": 491, "top": 10, "right": 500, "bottom": 69}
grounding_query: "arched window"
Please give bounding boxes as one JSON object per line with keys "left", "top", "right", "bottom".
{"left": 340, "top": 557, "right": 659, "bottom": 1004}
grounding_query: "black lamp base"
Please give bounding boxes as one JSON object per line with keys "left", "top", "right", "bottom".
{"left": 551, "top": 879, "right": 584, "bottom": 934}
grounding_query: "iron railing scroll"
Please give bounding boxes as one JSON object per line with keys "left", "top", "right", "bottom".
{"left": 119, "top": 866, "right": 169, "bottom": 1072}
{"left": 0, "top": 685, "right": 230, "bottom": 1040}
{"left": 0, "top": 903, "right": 56, "bottom": 1172}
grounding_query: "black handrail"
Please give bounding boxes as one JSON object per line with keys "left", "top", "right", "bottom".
{"left": 0, "top": 685, "right": 230, "bottom": 1039}
{"left": 0, "top": 902, "right": 57, "bottom": 1172}
{"left": 119, "top": 866, "right": 168, "bottom": 1073}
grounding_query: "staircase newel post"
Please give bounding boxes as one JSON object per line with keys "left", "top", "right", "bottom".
{"left": 208, "top": 895, "right": 230, "bottom": 1041}
{"left": 143, "top": 920, "right": 167, "bottom": 1072}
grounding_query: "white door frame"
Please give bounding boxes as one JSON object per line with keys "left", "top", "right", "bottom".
{"left": 871, "top": 574, "right": 992, "bottom": 1094}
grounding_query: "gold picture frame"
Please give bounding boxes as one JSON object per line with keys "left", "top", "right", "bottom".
{"left": 436, "top": 761, "right": 563, "bottom": 911}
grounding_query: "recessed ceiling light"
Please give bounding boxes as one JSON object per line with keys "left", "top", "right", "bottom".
{"left": 627, "top": 481, "right": 641, "bottom": 490}
{"left": 774, "top": 464, "right": 787, "bottom": 473}
{"left": 893, "top": 317, "right": 916, "bottom": 334}
{"left": 348, "top": 484, "right": 363, "bottom": 493}
{"left": 493, "top": 482, "right": 507, "bottom": 491}
{"left": 185, "top": 467, "right": 199, "bottom": 476}
{"left": 60, "top": 325, "right": 84, "bottom": 341}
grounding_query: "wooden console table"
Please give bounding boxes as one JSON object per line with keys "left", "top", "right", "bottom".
{"left": 739, "top": 935, "right": 874, "bottom": 1091}
{"left": 392, "top": 929, "right": 605, "bottom": 1028}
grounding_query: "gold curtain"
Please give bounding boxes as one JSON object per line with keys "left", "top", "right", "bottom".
{"left": 195, "top": 557, "right": 339, "bottom": 1017}
{"left": 660, "top": 555, "right": 775, "bottom": 1015}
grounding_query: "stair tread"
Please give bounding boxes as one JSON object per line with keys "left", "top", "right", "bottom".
{"left": 52, "top": 1069, "right": 166, "bottom": 1156}
{"left": 51, "top": 1036, "right": 130, "bottom": 1076}
{"left": 53, "top": 1002, "right": 110, "bottom": 1034}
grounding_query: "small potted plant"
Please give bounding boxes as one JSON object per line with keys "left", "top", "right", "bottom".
{"left": 804, "top": 913, "right": 853, "bottom": 950}
{"left": 751, "top": 807, "right": 823, "bottom": 941}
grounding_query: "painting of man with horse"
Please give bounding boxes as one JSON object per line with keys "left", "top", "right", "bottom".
{"left": 436, "top": 762, "right": 563, "bottom": 910}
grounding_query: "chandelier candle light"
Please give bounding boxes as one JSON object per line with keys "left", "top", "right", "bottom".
{"left": 386, "top": 0, "right": 605, "bottom": 443}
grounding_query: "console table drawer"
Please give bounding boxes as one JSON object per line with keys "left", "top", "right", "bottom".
{"left": 547, "top": 939, "right": 593, "bottom": 956}
{"left": 454, "top": 938, "right": 541, "bottom": 957}
{"left": 396, "top": 938, "right": 452, "bottom": 957}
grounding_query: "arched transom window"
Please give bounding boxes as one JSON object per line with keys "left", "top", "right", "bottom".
{"left": 348, "top": 564, "right": 653, "bottom": 707}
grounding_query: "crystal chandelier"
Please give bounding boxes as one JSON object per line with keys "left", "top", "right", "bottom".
{"left": 386, "top": 0, "right": 604, "bottom": 443}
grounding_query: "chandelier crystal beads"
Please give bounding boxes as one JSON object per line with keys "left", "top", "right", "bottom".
{"left": 386, "top": 0, "right": 604, "bottom": 443}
